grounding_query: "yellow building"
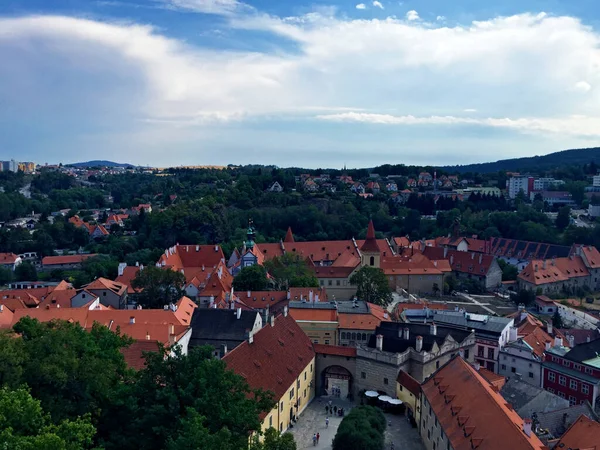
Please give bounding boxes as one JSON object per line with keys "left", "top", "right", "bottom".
{"left": 396, "top": 370, "right": 421, "bottom": 424}
{"left": 223, "top": 309, "right": 316, "bottom": 435}
{"left": 288, "top": 302, "right": 338, "bottom": 345}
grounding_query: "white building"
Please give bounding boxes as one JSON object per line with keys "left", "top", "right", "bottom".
{"left": 593, "top": 175, "right": 600, "bottom": 187}
{"left": 507, "top": 176, "right": 533, "bottom": 199}
{"left": 534, "top": 177, "right": 565, "bottom": 191}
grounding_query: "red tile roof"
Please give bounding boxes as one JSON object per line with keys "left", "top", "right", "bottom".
{"left": 422, "top": 356, "right": 545, "bottom": 450}
{"left": 120, "top": 340, "right": 161, "bottom": 370}
{"left": 553, "top": 414, "right": 600, "bottom": 450}
{"left": 477, "top": 367, "right": 506, "bottom": 390}
{"left": 284, "top": 227, "right": 294, "bottom": 243}
{"left": 289, "top": 308, "right": 338, "bottom": 322}
{"left": 581, "top": 245, "right": 600, "bottom": 269}
{"left": 41, "top": 254, "right": 97, "bottom": 266}
{"left": 518, "top": 257, "right": 588, "bottom": 286}
{"left": 422, "top": 247, "right": 495, "bottom": 276}
{"left": 157, "top": 245, "right": 225, "bottom": 274}
{"left": 85, "top": 277, "right": 128, "bottom": 296}
{"left": 313, "top": 343, "right": 356, "bottom": 357}
{"left": 310, "top": 266, "right": 356, "bottom": 278}
{"left": 381, "top": 253, "right": 444, "bottom": 276}
{"left": 115, "top": 266, "right": 141, "bottom": 294}
{"left": 360, "top": 220, "right": 381, "bottom": 253}
{"left": 0, "top": 253, "right": 19, "bottom": 264}
{"left": 223, "top": 314, "right": 315, "bottom": 408}
{"left": 0, "top": 296, "right": 30, "bottom": 311}
{"left": 38, "top": 288, "right": 77, "bottom": 309}
{"left": 0, "top": 305, "right": 14, "bottom": 328}
{"left": 397, "top": 370, "right": 420, "bottom": 397}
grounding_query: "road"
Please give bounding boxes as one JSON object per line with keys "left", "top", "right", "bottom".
{"left": 456, "top": 293, "right": 497, "bottom": 315}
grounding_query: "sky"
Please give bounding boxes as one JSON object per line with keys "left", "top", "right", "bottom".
{"left": 1, "top": 0, "right": 600, "bottom": 168}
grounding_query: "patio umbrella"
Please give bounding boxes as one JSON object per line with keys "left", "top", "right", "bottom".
{"left": 364, "top": 391, "right": 379, "bottom": 398}
{"left": 378, "top": 395, "right": 393, "bottom": 402}
{"left": 388, "top": 399, "right": 403, "bottom": 405}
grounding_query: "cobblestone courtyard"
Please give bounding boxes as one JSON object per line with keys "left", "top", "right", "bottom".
{"left": 289, "top": 397, "right": 425, "bottom": 450}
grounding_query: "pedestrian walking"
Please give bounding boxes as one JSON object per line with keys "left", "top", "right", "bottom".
{"left": 313, "top": 433, "right": 317, "bottom": 446}
{"left": 317, "top": 433, "right": 320, "bottom": 444}
{"left": 333, "top": 405, "right": 338, "bottom": 414}
{"left": 325, "top": 417, "right": 329, "bottom": 428}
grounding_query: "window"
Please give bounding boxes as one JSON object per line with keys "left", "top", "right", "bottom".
{"left": 280, "top": 402, "right": 284, "bottom": 412}
{"left": 552, "top": 356, "right": 559, "bottom": 363}
{"left": 361, "top": 372, "right": 366, "bottom": 379}
{"left": 435, "top": 417, "right": 438, "bottom": 428}
{"left": 512, "top": 358, "right": 516, "bottom": 363}
{"left": 304, "top": 389, "right": 306, "bottom": 398}
{"left": 548, "top": 372, "right": 556, "bottom": 382}
{"left": 511, "top": 367, "right": 516, "bottom": 373}
{"left": 336, "top": 280, "right": 340, "bottom": 286}
{"left": 569, "top": 396, "right": 577, "bottom": 406}
{"left": 280, "top": 423, "right": 283, "bottom": 432}
{"left": 529, "top": 363, "right": 532, "bottom": 368}
{"left": 304, "top": 372, "right": 307, "bottom": 380}
{"left": 503, "top": 355, "right": 507, "bottom": 360}
{"left": 464, "top": 349, "right": 469, "bottom": 359}
{"left": 370, "top": 256, "right": 375, "bottom": 266}
{"left": 351, "top": 332, "right": 356, "bottom": 340}
{"left": 290, "top": 388, "right": 294, "bottom": 399}
{"left": 564, "top": 361, "right": 571, "bottom": 368}
{"left": 487, "top": 348, "right": 494, "bottom": 360}
{"left": 529, "top": 372, "right": 534, "bottom": 379}
{"left": 477, "top": 345, "right": 484, "bottom": 357}
{"left": 362, "top": 333, "right": 367, "bottom": 340}
{"left": 384, "top": 378, "right": 389, "bottom": 385}
{"left": 585, "top": 367, "right": 593, "bottom": 374}
{"left": 399, "top": 385, "right": 403, "bottom": 391}
{"left": 313, "top": 339, "right": 319, "bottom": 344}
{"left": 328, "top": 280, "right": 332, "bottom": 286}
{"left": 320, "top": 280, "right": 324, "bottom": 286}
{"left": 573, "top": 364, "right": 581, "bottom": 371}
{"left": 427, "top": 429, "right": 431, "bottom": 440}
{"left": 559, "top": 376, "right": 566, "bottom": 386}
{"left": 570, "top": 380, "right": 577, "bottom": 390}
{"left": 548, "top": 388, "right": 555, "bottom": 393}
{"left": 436, "top": 361, "right": 440, "bottom": 369}
{"left": 501, "top": 364, "right": 507, "bottom": 370}
{"left": 557, "top": 392, "right": 566, "bottom": 398}
{"left": 324, "top": 340, "right": 330, "bottom": 345}
{"left": 269, "top": 416, "right": 272, "bottom": 427}
{"left": 582, "top": 384, "right": 589, "bottom": 395}
{"left": 103, "top": 292, "right": 106, "bottom": 296}
{"left": 341, "top": 332, "right": 346, "bottom": 340}
{"left": 310, "top": 364, "right": 313, "bottom": 372}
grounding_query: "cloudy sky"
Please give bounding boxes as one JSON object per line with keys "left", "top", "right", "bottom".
{"left": 1, "top": 0, "right": 599, "bottom": 168}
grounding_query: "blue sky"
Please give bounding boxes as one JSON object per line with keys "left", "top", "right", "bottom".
{"left": 1, "top": 0, "right": 600, "bottom": 168}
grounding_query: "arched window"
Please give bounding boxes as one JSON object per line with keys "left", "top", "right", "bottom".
{"left": 362, "top": 333, "right": 367, "bottom": 341}
{"left": 351, "top": 332, "right": 357, "bottom": 340}
{"left": 341, "top": 332, "right": 347, "bottom": 340}
{"left": 370, "top": 256, "right": 375, "bottom": 266}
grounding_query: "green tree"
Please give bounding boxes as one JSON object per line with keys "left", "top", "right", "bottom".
{"left": 350, "top": 266, "right": 392, "bottom": 306}
{"left": 0, "top": 266, "right": 13, "bottom": 285}
{"left": 233, "top": 265, "right": 270, "bottom": 291}
{"left": 552, "top": 309, "right": 564, "bottom": 329}
{"left": 333, "top": 406, "right": 386, "bottom": 450}
{"left": 131, "top": 265, "right": 186, "bottom": 309}
{"left": 250, "top": 428, "right": 297, "bottom": 450}
{"left": 556, "top": 206, "right": 571, "bottom": 231}
{"left": 106, "top": 346, "right": 275, "bottom": 450}
{"left": 0, "top": 387, "right": 97, "bottom": 450}
{"left": 263, "top": 253, "right": 319, "bottom": 290}
{"left": 33, "top": 230, "right": 57, "bottom": 257}
{"left": 497, "top": 259, "right": 518, "bottom": 281}
{"left": 14, "top": 261, "right": 38, "bottom": 282}
{"left": 514, "top": 289, "right": 535, "bottom": 306}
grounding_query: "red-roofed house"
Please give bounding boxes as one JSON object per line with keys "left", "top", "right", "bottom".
{"left": 41, "top": 254, "right": 97, "bottom": 270}
{"left": 72, "top": 277, "right": 128, "bottom": 309}
{"left": 579, "top": 245, "right": 600, "bottom": 291}
{"left": 518, "top": 255, "right": 591, "bottom": 294}
{"left": 0, "top": 253, "right": 21, "bottom": 271}
{"left": 552, "top": 414, "right": 600, "bottom": 450}
{"left": 381, "top": 252, "right": 449, "bottom": 295}
{"left": 397, "top": 370, "right": 421, "bottom": 424}
{"left": 223, "top": 311, "right": 316, "bottom": 434}
{"left": 420, "top": 356, "right": 546, "bottom": 450}
{"left": 115, "top": 264, "right": 141, "bottom": 295}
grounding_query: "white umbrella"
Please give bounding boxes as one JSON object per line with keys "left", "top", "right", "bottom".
{"left": 378, "top": 395, "right": 393, "bottom": 402}
{"left": 388, "top": 399, "right": 403, "bottom": 405}
{"left": 364, "top": 391, "right": 379, "bottom": 398}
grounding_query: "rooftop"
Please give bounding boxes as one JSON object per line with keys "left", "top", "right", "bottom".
{"left": 536, "top": 403, "right": 599, "bottom": 440}
{"left": 189, "top": 308, "right": 259, "bottom": 347}
{"left": 553, "top": 414, "right": 600, "bottom": 450}
{"left": 500, "top": 377, "right": 568, "bottom": 419}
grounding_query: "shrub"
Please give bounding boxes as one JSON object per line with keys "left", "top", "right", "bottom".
{"left": 332, "top": 406, "right": 386, "bottom": 450}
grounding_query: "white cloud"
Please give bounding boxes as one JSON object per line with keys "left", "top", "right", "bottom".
{"left": 356, "top": 3, "right": 366, "bottom": 10}
{"left": 436, "top": 15, "right": 446, "bottom": 21}
{"left": 571, "top": 81, "right": 592, "bottom": 93}
{"left": 316, "top": 112, "right": 600, "bottom": 137}
{"left": 164, "top": 0, "right": 248, "bottom": 15}
{"left": 2, "top": 11, "right": 600, "bottom": 163}
{"left": 406, "top": 10, "right": 419, "bottom": 21}
{"left": 373, "top": 1, "right": 384, "bottom": 10}
{"left": 463, "top": 108, "right": 477, "bottom": 112}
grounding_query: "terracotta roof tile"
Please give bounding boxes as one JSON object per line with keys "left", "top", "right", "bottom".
{"left": 313, "top": 343, "right": 356, "bottom": 357}
{"left": 360, "top": 220, "right": 381, "bottom": 253}
{"left": 289, "top": 308, "right": 337, "bottom": 322}
{"left": 581, "top": 245, "right": 600, "bottom": 269}
{"left": 115, "top": 266, "right": 141, "bottom": 294}
{"left": 0, "top": 253, "right": 19, "bottom": 264}
{"left": 554, "top": 414, "right": 600, "bottom": 450}
{"left": 120, "top": 340, "right": 161, "bottom": 370}
{"left": 41, "top": 254, "right": 97, "bottom": 266}
{"left": 157, "top": 245, "right": 225, "bottom": 273}
{"left": 0, "top": 305, "right": 14, "bottom": 328}
{"left": 223, "top": 314, "right": 315, "bottom": 409}
{"left": 397, "top": 370, "right": 420, "bottom": 397}
{"left": 422, "top": 356, "right": 545, "bottom": 450}
{"left": 85, "top": 277, "right": 127, "bottom": 296}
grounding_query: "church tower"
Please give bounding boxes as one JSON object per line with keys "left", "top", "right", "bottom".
{"left": 245, "top": 219, "right": 256, "bottom": 250}
{"left": 360, "top": 220, "right": 381, "bottom": 268}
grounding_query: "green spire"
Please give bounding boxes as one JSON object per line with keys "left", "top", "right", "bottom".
{"left": 245, "top": 219, "right": 256, "bottom": 249}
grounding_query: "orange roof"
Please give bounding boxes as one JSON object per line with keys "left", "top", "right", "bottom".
{"left": 581, "top": 245, "right": 600, "bottom": 269}
{"left": 381, "top": 252, "right": 443, "bottom": 275}
{"left": 554, "top": 255, "right": 590, "bottom": 278}
{"left": 0, "top": 253, "right": 19, "bottom": 264}
{"left": 288, "top": 287, "right": 327, "bottom": 302}
{"left": 0, "top": 296, "right": 29, "bottom": 311}
{"left": 38, "top": 288, "right": 77, "bottom": 309}
{"left": 234, "top": 291, "right": 288, "bottom": 307}
{"left": 0, "top": 305, "right": 14, "bottom": 328}
{"left": 120, "top": 340, "right": 161, "bottom": 370}
{"left": 477, "top": 367, "right": 506, "bottom": 390}
{"left": 338, "top": 302, "right": 389, "bottom": 330}
{"left": 157, "top": 245, "right": 225, "bottom": 274}
{"left": 10, "top": 308, "right": 90, "bottom": 327}
{"left": 360, "top": 220, "right": 381, "bottom": 253}
{"left": 331, "top": 249, "right": 361, "bottom": 268}
{"left": 223, "top": 314, "right": 315, "bottom": 411}
{"left": 284, "top": 227, "right": 294, "bottom": 243}
{"left": 41, "top": 254, "right": 97, "bottom": 266}
{"left": 84, "top": 277, "right": 127, "bottom": 296}
{"left": 313, "top": 343, "right": 356, "bottom": 357}
{"left": 554, "top": 414, "right": 600, "bottom": 450}
{"left": 518, "top": 256, "right": 589, "bottom": 285}
{"left": 310, "top": 266, "right": 356, "bottom": 278}
{"left": 199, "top": 263, "right": 233, "bottom": 297}
{"left": 394, "top": 236, "right": 411, "bottom": 248}
{"left": 289, "top": 308, "right": 338, "bottom": 322}
{"left": 115, "top": 266, "right": 141, "bottom": 294}
{"left": 172, "top": 296, "right": 197, "bottom": 326}
{"left": 422, "top": 356, "right": 545, "bottom": 450}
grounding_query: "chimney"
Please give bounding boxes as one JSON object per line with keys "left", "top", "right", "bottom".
{"left": 376, "top": 334, "right": 383, "bottom": 351}
{"left": 129, "top": 316, "right": 135, "bottom": 324}
{"left": 236, "top": 308, "right": 242, "bottom": 319}
{"left": 0, "top": 305, "right": 3, "bottom": 312}
{"left": 169, "top": 323, "right": 175, "bottom": 335}
{"left": 249, "top": 332, "right": 254, "bottom": 344}
{"left": 523, "top": 419, "right": 532, "bottom": 437}
{"left": 247, "top": 290, "right": 251, "bottom": 298}
{"left": 430, "top": 322, "right": 437, "bottom": 336}
{"left": 474, "top": 362, "right": 480, "bottom": 371}
{"left": 443, "top": 247, "right": 448, "bottom": 258}
{"left": 509, "top": 327, "right": 518, "bottom": 342}
{"left": 471, "top": 252, "right": 475, "bottom": 260}
{"left": 146, "top": 331, "right": 150, "bottom": 340}
{"left": 315, "top": 294, "right": 319, "bottom": 302}
{"left": 554, "top": 336, "right": 563, "bottom": 347}
{"left": 545, "top": 341, "right": 551, "bottom": 351}
{"left": 416, "top": 335, "right": 423, "bottom": 352}
{"left": 137, "top": 304, "right": 142, "bottom": 310}
{"left": 450, "top": 255, "right": 454, "bottom": 265}
{"left": 284, "top": 306, "right": 288, "bottom": 317}
{"left": 542, "top": 260, "right": 547, "bottom": 270}
{"left": 230, "top": 300, "right": 235, "bottom": 310}
{"left": 309, "top": 291, "right": 313, "bottom": 303}
{"left": 214, "top": 245, "right": 219, "bottom": 252}
{"left": 479, "top": 253, "right": 483, "bottom": 264}
{"left": 587, "top": 335, "right": 591, "bottom": 343}
{"left": 56, "top": 304, "right": 60, "bottom": 309}
{"left": 220, "top": 343, "right": 228, "bottom": 356}
{"left": 520, "top": 310, "right": 528, "bottom": 323}
{"left": 270, "top": 315, "right": 275, "bottom": 327}
{"left": 567, "top": 334, "right": 574, "bottom": 348}
{"left": 287, "top": 290, "right": 291, "bottom": 300}
{"left": 196, "top": 245, "right": 199, "bottom": 251}
{"left": 547, "top": 321, "right": 553, "bottom": 335}
{"left": 404, "top": 327, "right": 410, "bottom": 340}
{"left": 118, "top": 262, "right": 126, "bottom": 276}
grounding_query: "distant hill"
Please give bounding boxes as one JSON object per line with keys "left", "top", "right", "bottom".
{"left": 68, "top": 160, "right": 135, "bottom": 168}
{"left": 440, "top": 147, "right": 600, "bottom": 174}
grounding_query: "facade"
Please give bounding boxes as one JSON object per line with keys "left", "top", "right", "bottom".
{"left": 41, "top": 254, "right": 97, "bottom": 270}
{"left": 77, "top": 278, "right": 128, "bottom": 309}
{"left": 535, "top": 295, "right": 557, "bottom": 314}
{"left": 288, "top": 301, "right": 338, "bottom": 345}
{"left": 533, "top": 177, "right": 565, "bottom": 191}
{"left": 529, "top": 191, "right": 574, "bottom": 207}
{"left": 508, "top": 175, "right": 534, "bottom": 199}
{"left": 337, "top": 300, "right": 390, "bottom": 347}
{"left": 223, "top": 311, "right": 316, "bottom": 434}
{"left": 355, "top": 322, "right": 475, "bottom": 396}
{"left": 542, "top": 339, "right": 600, "bottom": 408}
{"left": 420, "top": 356, "right": 546, "bottom": 450}
{"left": 518, "top": 255, "right": 593, "bottom": 294}
{"left": 0, "top": 253, "right": 22, "bottom": 271}
{"left": 314, "top": 344, "right": 356, "bottom": 399}
{"left": 499, "top": 338, "right": 544, "bottom": 387}
{"left": 396, "top": 370, "right": 421, "bottom": 424}
{"left": 381, "top": 252, "right": 449, "bottom": 296}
